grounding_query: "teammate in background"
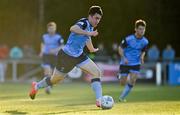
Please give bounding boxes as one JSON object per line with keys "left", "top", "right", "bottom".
{"left": 29, "top": 6, "right": 103, "bottom": 108}
{"left": 39, "top": 22, "right": 64, "bottom": 94}
{"left": 118, "top": 19, "right": 149, "bottom": 102}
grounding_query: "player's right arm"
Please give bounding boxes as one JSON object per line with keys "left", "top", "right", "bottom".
{"left": 70, "top": 25, "right": 98, "bottom": 37}
{"left": 118, "top": 46, "right": 125, "bottom": 58}
{"left": 86, "top": 38, "right": 99, "bottom": 53}
{"left": 118, "top": 39, "right": 128, "bottom": 64}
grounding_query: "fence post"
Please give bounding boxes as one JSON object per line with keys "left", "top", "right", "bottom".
{"left": 156, "top": 62, "right": 162, "bottom": 86}
{"left": 12, "top": 61, "right": 17, "bottom": 81}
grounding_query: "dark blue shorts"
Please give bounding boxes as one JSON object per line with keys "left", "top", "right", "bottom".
{"left": 119, "top": 65, "right": 140, "bottom": 76}
{"left": 56, "top": 50, "right": 88, "bottom": 73}
{"left": 42, "top": 54, "right": 57, "bottom": 69}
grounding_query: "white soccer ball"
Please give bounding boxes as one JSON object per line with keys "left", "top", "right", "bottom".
{"left": 101, "top": 95, "right": 114, "bottom": 109}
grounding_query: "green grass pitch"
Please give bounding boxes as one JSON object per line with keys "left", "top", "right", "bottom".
{"left": 0, "top": 82, "right": 180, "bottom": 115}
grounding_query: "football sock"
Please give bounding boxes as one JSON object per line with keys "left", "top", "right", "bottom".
{"left": 120, "top": 83, "right": 133, "bottom": 99}
{"left": 91, "top": 78, "right": 102, "bottom": 100}
{"left": 36, "top": 76, "right": 52, "bottom": 90}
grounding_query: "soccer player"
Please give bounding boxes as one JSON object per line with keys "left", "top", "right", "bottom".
{"left": 118, "top": 19, "right": 149, "bottom": 102}
{"left": 39, "top": 22, "right": 64, "bottom": 94}
{"left": 29, "top": 6, "right": 103, "bottom": 107}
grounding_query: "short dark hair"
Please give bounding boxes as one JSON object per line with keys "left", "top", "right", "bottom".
{"left": 88, "top": 6, "right": 103, "bottom": 16}
{"left": 135, "top": 19, "right": 146, "bottom": 28}
{"left": 47, "top": 22, "right": 56, "bottom": 27}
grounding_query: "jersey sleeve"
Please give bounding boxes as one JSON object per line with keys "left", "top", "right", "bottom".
{"left": 75, "top": 19, "right": 87, "bottom": 30}
{"left": 120, "top": 38, "right": 128, "bottom": 48}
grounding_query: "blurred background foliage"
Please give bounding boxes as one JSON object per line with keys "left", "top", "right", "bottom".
{"left": 0, "top": 0, "right": 179, "bottom": 55}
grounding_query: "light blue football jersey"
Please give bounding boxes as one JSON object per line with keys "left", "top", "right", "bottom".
{"left": 42, "top": 33, "right": 64, "bottom": 54}
{"left": 63, "top": 18, "right": 93, "bottom": 57}
{"left": 120, "top": 34, "right": 149, "bottom": 65}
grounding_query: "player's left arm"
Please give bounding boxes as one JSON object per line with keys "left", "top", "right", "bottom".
{"left": 141, "top": 45, "right": 148, "bottom": 64}
{"left": 86, "top": 38, "right": 99, "bottom": 53}
{"left": 140, "top": 51, "right": 146, "bottom": 64}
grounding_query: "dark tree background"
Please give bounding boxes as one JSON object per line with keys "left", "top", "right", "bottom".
{"left": 0, "top": 0, "right": 179, "bottom": 56}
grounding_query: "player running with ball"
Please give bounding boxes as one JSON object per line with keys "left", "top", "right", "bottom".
{"left": 29, "top": 6, "right": 103, "bottom": 108}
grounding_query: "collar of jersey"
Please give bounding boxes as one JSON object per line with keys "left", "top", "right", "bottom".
{"left": 133, "top": 34, "right": 143, "bottom": 40}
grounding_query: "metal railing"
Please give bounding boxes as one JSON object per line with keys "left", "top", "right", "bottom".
{"left": 0, "top": 57, "right": 180, "bottom": 85}
{"left": 0, "top": 58, "right": 42, "bottom": 82}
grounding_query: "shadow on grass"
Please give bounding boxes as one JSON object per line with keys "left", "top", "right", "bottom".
{"left": 4, "top": 110, "right": 27, "bottom": 115}
{"left": 46, "top": 108, "right": 101, "bottom": 115}
{"left": 44, "top": 103, "right": 102, "bottom": 114}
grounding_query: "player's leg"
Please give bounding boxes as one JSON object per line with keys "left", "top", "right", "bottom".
{"left": 119, "top": 76, "right": 127, "bottom": 86}
{"left": 118, "top": 65, "right": 128, "bottom": 86}
{"left": 44, "top": 54, "right": 58, "bottom": 94}
{"left": 29, "top": 50, "right": 79, "bottom": 100}
{"left": 37, "top": 68, "right": 65, "bottom": 89}
{"left": 119, "top": 65, "right": 140, "bottom": 101}
{"left": 118, "top": 65, "right": 129, "bottom": 102}
{"left": 41, "top": 54, "right": 55, "bottom": 94}
{"left": 77, "top": 58, "right": 102, "bottom": 107}
{"left": 42, "top": 65, "right": 53, "bottom": 94}
{"left": 29, "top": 68, "right": 66, "bottom": 99}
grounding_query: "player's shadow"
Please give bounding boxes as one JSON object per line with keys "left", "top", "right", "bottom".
{"left": 4, "top": 110, "right": 27, "bottom": 115}
{"left": 54, "top": 102, "right": 94, "bottom": 107}
{"left": 47, "top": 103, "right": 102, "bottom": 114}
{"left": 47, "top": 108, "right": 101, "bottom": 115}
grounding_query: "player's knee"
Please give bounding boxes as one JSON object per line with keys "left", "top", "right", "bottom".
{"left": 93, "top": 68, "right": 102, "bottom": 79}
{"left": 128, "top": 80, "right": 135, "bottom": 86}
{"left": 120, "top": 77, "right": 127, "bottom": 86}
{"left": 50, "top": 75, "right": 64, "bottom": 84}
{"left": 128, "top": 76, "right": 137, "bottom": 85}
